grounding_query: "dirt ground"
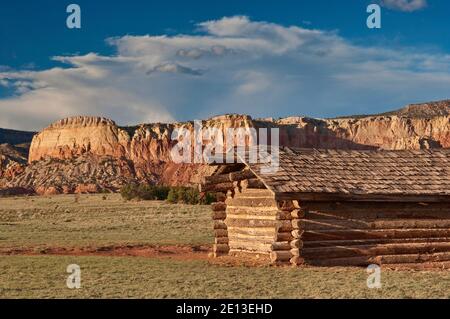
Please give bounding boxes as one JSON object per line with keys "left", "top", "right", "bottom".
{"left": 0, "top": 244, "right": 210, "bottom": 260}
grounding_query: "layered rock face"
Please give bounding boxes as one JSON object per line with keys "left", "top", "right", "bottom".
{"left": 0, "top": 144, "right": 27, "bottom": 179}
{"left": 269, "top": 115, "right": 449, "bottom": 150}
{"left": 28, "top": 116, "right": 127, "bottom": 162}
{"left": 2, "top": 100, "right": 449, "bottom": 195}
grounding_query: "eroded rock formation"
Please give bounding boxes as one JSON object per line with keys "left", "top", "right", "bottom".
{"left": 1, "top": 100, "right": 449, "bottom": 195}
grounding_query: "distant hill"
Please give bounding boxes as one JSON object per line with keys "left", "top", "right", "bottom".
{"left": 336, "top": 99, "right": 450, "bottom": 119}
{"left": 381, "top": 100, "right": 450, "bottom": 118}
{"left": 0, "top": 128, "right": 35, "bottom": 145}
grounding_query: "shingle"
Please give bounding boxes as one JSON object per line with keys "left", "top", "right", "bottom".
{"left": 241, "top": 147, "right": 450, "bottom": 197}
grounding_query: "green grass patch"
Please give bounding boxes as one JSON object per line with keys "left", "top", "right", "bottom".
{"left": 1, "top": 256, "right": 449, "bottom": 299}
{"left": 0, "top": 194, "right": 212, "bottom": 249}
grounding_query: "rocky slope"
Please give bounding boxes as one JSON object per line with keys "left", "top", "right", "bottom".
{"left": 0, "top": 144, "right": 27, "bottom": 178}
{"left": 1, "top": 100, "right": 449, "bottom": 195}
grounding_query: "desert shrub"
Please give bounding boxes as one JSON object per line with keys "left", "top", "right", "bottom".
{"left": 152, "top": 186, "right": 170, "bottom": 200}
{"left": 201, "top": 192, "right": 217, "bottom": 205}
{"left": 166, "top": 187, "right": 178, "bottom": 203}
{"left": 120, "top": 183, "right": 139, "bottom": 201}
{"left": 121, "top": 184, "right": 213, "bottom": 205}
{"left": 136, "top": 185, "right": 156, "bottom": 200}
{"left": 166, "top": 187, "right": 214, "bottom": 205}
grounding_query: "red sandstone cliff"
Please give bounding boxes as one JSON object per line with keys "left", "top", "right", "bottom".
{"left": 1, "top": 100, "right": 449, "bottom": 195}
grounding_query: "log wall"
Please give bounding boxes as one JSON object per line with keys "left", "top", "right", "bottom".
{"left": 294, "top": 201, "right": 450, "bottom": 268}
{"left": 225, "top": 188, "right": 277, "bottom": 260}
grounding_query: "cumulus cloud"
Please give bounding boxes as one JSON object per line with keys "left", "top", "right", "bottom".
{"left": 1, "top": 15, "right": 449, "bottom": 131}
{"left": 146, "top": 63, "right": 204, "bottom": 76}
{"left": 381, "top": 0, "right": 428, "bottom": 12}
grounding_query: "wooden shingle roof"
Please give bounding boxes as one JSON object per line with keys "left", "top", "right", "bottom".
{"left": 241, "top": 147, "right": 450, "bottom": 201}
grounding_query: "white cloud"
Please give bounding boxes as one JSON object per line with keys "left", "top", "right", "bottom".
{"left": 381, "top": 0, "right": 428, "bottom": 12}
{"left": 1, "top": 15, "right": 449, "bottom": 131}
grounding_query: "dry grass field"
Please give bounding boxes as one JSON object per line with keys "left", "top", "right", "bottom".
{"left": 0, "top": 194, "right": 449, "bottom": 299}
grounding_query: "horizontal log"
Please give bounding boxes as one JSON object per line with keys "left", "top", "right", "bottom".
{"left": 383, "top": 261, "right": 450, "bottom": 270}
{"left": 201, "top": 182, "right": 234, "bottom": 193}
{"left": 276, "top": 211, "right": 292, "bottom": 221}
{"left": 271, "top": 242, "right": 291, "bottom": 251}
{"left": 229, "top": 170, "right": 257, "bottom": 182}
{"left": 276, "top": 192, "right": 450, "bottom": 203}
{"left": 306, "top": 252, "right": 450, "bottom": 267}
{"left": 303, "top": 229, "right": 450, "bottom": 241}
{"left": 204, "top": 170, "right": 257, "bottom": 185}
{"left": 234, "top": 188, "right": 274, "bottom": 198}
{"left": 226, "top": 213, "right": 278, "bottom": 221}
{"left": 228, "top": 226, "right": 276, "bottom": 237}
{"left": 204, "top": 174, "right": 230, "bottom": 185}
{"left": 276, "top": 221, "right": 293, "bottom": 233}
{"left": 215, "top": 237, "right": 229, "bottom": 245}
{"left": 290, "top": 239, "right": 303, "bottom": 249}
{"left": 241, "top": 178, "right": 267, "bottom": 190}
{"left": 270, "top": 251, "right": 293, "bottom": 263}
{"left": 225, "top": 211, "right": 288, "bottom": 221}
{"left": 277, "top": 200, "right": 299, "bottom": 212}
{"left": 226, "top": 218, "right": 291, "bottom": 230}
{"left": 216, "top": 193, "right": 227, "bottom": 202}
{"left": 214, "top": 229, "right": 228, "bottom": 238}
{"left": 276, "top": 232, "right": 294, "bottom": 242}
{"left": 213, "top": 220, "right": 227, "bottom": 230}
{"left": 305, "top": 211, "right": 450, "bottom": 221}
{"left": 299, "top": 219, "right": 450, "bottom": 231}
{"left": 213, "top": 244, "right": 230, "bottom": 254}
{"left": 304, "top": 237, "right": 450, "bottom": 248}
{"left": 228, "top": 232, "right": 274, "bottom": 243}
{"left": 302, "top": 202, "right": 450, "bottom": 219}
{"left": 229, "top": 249, "right": 271, "bottom": 258}
{"left": 229, "top": 241, "right": 272, "bottom": 253}
{"left": 225, "top": 197, "right": 278, "bottom": 208}
{"left": 381, "top": 252, "right": 450, "bottom": 264}
{"left": 302, "top": 242, "right": 450, "bottom": 260}
{"left": 211, "top": 202, "right": 227, "bottom": 212}
{"left": 215, "top": 164, "right": 246, "bottom": 175}
{"left": 212, "top": 211, "right": 227, "bottom": 220}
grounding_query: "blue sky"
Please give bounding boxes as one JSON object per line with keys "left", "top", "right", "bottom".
{"left": 1, "top": 0, "right": 450, "bottom": 130}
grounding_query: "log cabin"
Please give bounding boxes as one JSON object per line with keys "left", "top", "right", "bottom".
{"left": 201, "top": 147, "right": 450, "bottom": 268}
